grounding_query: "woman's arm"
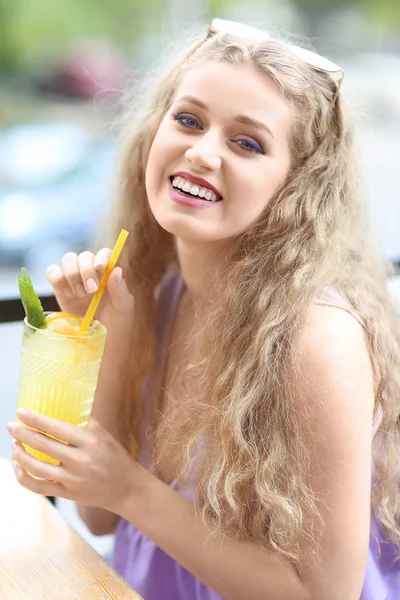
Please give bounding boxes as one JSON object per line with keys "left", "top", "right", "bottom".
{"left": 123, "top": 467, "right": 310, "bottom": 600}
{"left": 118, "top": 305, "right": 374, "bottom": 600}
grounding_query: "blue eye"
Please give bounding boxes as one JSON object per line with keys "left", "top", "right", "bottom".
{"left": 236, "top": 138, "right": 265, "bottom": 154}
{"left": 174, "top": 113, "right": 202, "bottom": 129}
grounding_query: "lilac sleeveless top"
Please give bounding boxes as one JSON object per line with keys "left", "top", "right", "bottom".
{"left": 112, "top": 273, "right": 400, "bottom": 599}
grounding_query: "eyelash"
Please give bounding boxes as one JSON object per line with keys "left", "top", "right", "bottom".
{"left": 172, "top": 112, "right": 267, "bottom": 156}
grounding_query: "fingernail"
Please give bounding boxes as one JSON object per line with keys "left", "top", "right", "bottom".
{"left": 6, "top": 422, "right": 15, "bottom": 433}
{"left": 114, "top": 267, "right": 122, "bottom": 286}
{"left": 75, "top": 283, "right": 86, "bottom": 297}
{"left": 16, "top": 409, "right": 28, "bottom": 421}
{"left": 12, "top": 440, "right": 19, "bottom": 450}
{"left": 86, "top": 278, "right": 98, "bottom": 293}
{"left": 12, "top": 461, "right": 21, "bottom": 475}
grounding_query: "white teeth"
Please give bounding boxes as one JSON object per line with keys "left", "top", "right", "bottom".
{"left": 172, "top": 178, "right": 183, "bottom": 189}
{"left": 171, "top": 176, "right": 220, "bottom": 202}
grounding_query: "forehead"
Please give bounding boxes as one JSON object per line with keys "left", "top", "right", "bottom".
{"left": 173, "top": 61, "right": 292, "bottom": 138}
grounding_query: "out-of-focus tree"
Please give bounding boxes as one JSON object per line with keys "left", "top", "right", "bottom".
{"left": 0, "top": 0, "right": 251, "bottom": 71}
{"left": 0, "top": 0, "right": 165, "bottom": 71}
{"left": 1, "top": 0, "right": 399, "bottom": 71}
{"left": 291, "top": 0, "right": 400, "bottom": 33}
{"left": 363, "top": 0, "right": 400, "bottom": 30}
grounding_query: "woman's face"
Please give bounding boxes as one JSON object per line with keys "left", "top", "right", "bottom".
{"left": 145, "top": 61, "right": 292, "bottom": 244}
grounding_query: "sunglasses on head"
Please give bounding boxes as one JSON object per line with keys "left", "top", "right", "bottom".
{"left": 208, "top": 19, "right": 344, "bottom": 104}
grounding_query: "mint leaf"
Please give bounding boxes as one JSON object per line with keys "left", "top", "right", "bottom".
{"left": 17, "top": 268, "right": 47, "bottom": 329}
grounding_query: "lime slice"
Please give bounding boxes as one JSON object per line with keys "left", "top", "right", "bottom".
{"left": 17, "top": 268, "right": 47, "bottom": 329}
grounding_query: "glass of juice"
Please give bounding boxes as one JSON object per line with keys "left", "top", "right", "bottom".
{"left": 16, "top": 313, "right": 107, "bottom": 465}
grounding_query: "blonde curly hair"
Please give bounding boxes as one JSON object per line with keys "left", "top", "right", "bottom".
{"left": 107, "top": 26, "right": 400, "bottom": 562}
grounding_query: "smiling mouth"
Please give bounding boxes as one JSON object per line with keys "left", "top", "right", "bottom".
{"left": 169, "top": 176, "right": 222, "bottom": 202}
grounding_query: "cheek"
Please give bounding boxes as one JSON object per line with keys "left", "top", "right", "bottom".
{"left": 230, "top": 166, "right": 287, "bottom": 223}
{"left": 235, "top": 173, "right": 269, "bottom": 208}
{"left": 250, "top": 163, "right": 289, "bottom": 204}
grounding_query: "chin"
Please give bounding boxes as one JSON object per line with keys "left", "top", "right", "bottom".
{"left": 159, "top": 215, "right": 209, "bottom": 241}
{"left": 148, "top": 191, "right": 236, "bottom": 243}
{"left": 152, "top": 210, "right": 221, "bottom": 244}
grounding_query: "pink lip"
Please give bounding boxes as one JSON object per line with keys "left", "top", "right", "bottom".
{"left": 168, "top": 179, "right": 218, "bottom": 209}
{"left": 171, "top": 171, "right": 222, "bottom": 199}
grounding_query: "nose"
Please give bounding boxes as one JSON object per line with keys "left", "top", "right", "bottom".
{"left": 185, "top": 131, "right": 222, "bottom": 172}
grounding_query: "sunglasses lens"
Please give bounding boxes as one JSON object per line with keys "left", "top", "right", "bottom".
{"left": 211, "top": 19, "right": 269, "bottom": 42}
{"left": 288, "top": 45, "right": 342, "bottom": 74}
{"left": 210, "top": 19, "right": 344, "bottom": 83}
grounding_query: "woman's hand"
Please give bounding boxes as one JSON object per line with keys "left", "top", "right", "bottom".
{"left": 6, "top": 409, "right": 141, "bottom": 514}
{"left": 46, "top": 249, "right": 134, "bottom": 336}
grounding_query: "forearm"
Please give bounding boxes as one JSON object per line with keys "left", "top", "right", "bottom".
{"left": 121, "top": 468, "right": 310, "bottom": 600}
{"left": 76, "top": 503, "right": 120, "bottom": 535}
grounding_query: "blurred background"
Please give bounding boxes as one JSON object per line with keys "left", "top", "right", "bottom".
{"left": 0, "top": 0, "right": 399, "bottom": 557}
{"left": 1, "top": 0, "right": 400, "bottom": 284}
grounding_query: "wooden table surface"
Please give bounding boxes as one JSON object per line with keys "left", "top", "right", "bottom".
{"left": 0, "top": 458, "right": 143, "bottom": 599}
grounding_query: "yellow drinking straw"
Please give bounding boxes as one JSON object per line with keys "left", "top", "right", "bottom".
{"left": 80, "top": 229, "right": 129, "bottom": 333}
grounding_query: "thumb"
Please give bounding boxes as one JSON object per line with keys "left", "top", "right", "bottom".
{"left": 106, "top": 267, "right": 134, "bottom": 314}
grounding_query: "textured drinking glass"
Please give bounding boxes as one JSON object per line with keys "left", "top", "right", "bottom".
{"left": 16, "top": 314, "right": 107, "bottom": 465}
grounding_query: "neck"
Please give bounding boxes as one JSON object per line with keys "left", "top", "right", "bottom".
{"left": 175, "top": 237, "right": 229, "bottom": 309}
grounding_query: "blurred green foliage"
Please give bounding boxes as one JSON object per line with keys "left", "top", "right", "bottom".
{"left": 0, "top": 0, "right": 166, "bottom": 70}
{"left": 0, "top": 0, "right": 399, "bottom": 71}
{"left": 292, "top": 0, "right": 400, "bottom": 29}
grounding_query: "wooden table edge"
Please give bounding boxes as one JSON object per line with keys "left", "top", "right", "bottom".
{"left": 0, "top": 457, "right": 143, "bottom": 599}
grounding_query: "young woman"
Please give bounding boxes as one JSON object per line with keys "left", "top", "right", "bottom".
{"left": 7, "top": 19, "right": 400, "bottom": 600}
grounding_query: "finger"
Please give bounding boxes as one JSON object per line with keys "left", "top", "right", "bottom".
{"left": 46, "top": 264, "right": 74, "bottom": 299}
{"left": 93, "top": 247, "right": 112, "bottom": 276}
{"left": 12, "top": 440, "right": 65, "bottom": 482}
{"left": 107, "top": 267, "right": 134, "bottom": 313}
{"left": 13, "top": 410, "right": 85, "bottom": 447}
{"left": 8, "top": 421, "right": 77, "bottom": 464}
{"left": 61, "top": 252, "right": 86, "bottom": 298}
{"left": 77, "top": 251, "right": 100, "bottom": 294}
{"left": 12, "top": 460, "right": 65, "bottom": 497}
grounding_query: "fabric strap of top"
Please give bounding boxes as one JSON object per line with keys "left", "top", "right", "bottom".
{"left": 313, "top": 287, "right": 367, "bottom": 333}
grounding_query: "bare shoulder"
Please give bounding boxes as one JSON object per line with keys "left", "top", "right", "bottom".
{"left": 294, "top": 303, "right": 375, "bottom": 423}
{"left": 292, "top": 304, "right": 376, "bottom": 596}
{"left": 298, "top": 302, "right": 367, "bottom": 353}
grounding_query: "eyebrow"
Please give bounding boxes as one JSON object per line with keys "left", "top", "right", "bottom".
{"left": 175, "top": 94, "right": 275, "bottom": 140}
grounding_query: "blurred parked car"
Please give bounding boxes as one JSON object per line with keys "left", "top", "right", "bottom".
{"left": 35, "top": 40, "right": 128, "bottom": 99}
{"left": 0, "top": 123, "right": 116, "bottom": 279}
